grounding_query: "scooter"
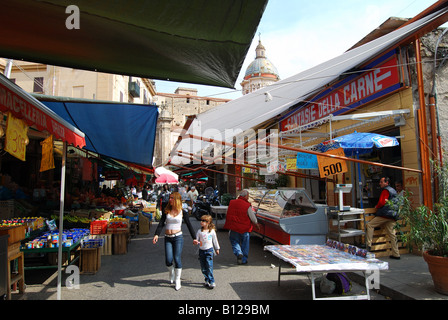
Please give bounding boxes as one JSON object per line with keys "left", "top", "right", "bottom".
{"left": 192, "top": 195, "right": 211, "bottom": 221}
{"left": 192, "top": 187, "right": 223, "bottom": 220}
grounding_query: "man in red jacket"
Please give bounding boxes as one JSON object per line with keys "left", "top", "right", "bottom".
{"left": 223, "top": 189, "right": 259, "bottom": 265}
{"left": 366, "top": 177, "right": 400, "bottom": 260}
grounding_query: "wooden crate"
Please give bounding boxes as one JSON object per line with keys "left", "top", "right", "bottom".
{"left": 112, "top": 232, "right": 128, "bottom": 255}
{"left": 0, "top": 225, "right": 26, "bottom": 245}
{"left": 138, "top": 213, "right": 150, "bottom": 235}
{"left": 361, "top": 208, "right": 409, "bottom": 257}
{"left": 89, "top": 234, "right": 112, "bottom": 256}
{"left": 8, "top": 242, "right": 21, "bottom": 259}
{"left": 80, "top": 248, "right": 101, "bottom": 274}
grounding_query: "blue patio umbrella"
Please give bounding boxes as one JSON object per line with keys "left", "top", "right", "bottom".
{"left": 331, "top": 131, "right": 399, "bottom": 157}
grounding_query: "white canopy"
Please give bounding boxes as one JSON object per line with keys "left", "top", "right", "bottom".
{"left": 170, "top": 6, "right": 448, "bottom": 165}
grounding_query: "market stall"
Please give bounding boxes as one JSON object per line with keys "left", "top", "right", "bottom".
{"left": 249, "top": 188, "right": 328, "bottom": 245}
{"left": 264, "top": 240, "right": 389, "bottom": 300}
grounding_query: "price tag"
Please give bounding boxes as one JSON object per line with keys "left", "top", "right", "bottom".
{"left": 317, "top": 148, "right": 348, "bottom": 178}
{"left": 4, "top": 112, "right": 29, "bottom": 161}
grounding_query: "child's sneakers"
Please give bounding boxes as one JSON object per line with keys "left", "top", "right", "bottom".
{"left": 204, "top": 281, "right": 216, "bottom": 289}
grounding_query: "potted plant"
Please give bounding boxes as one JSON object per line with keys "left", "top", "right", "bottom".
{"left": 396, "top": 162, "right": 448, "bottom": 295}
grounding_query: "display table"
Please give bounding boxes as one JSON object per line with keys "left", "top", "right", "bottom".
{"left": 7, "top": 251, "right": 24, "bottom": 300}
{"left": 210, "top": 206, "right": 227, "bottom": 228}
{"left": 264, "top": 244, "right": 388, "bottom": 300}
{"left": 20, "top": 238, "right": 82, "bottom": 270}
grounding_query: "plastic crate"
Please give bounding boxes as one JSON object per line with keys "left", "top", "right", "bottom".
{"left": 90, "top": 220, "right": 108, "bottom": 235}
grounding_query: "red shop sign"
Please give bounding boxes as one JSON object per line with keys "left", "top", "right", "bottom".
{"left": 280, "top": 54, "right": 401, "bottom": 132}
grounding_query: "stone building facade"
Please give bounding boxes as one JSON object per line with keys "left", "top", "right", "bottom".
{"left": 153, "top": 87, "right": 230, "bottom": 167}
{"left": 0, "top": 60, "right": 156, "bottom": 104}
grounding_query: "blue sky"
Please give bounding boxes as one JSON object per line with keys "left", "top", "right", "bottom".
{"left": 154, "top": 0, "right": 440, "bottom": 100}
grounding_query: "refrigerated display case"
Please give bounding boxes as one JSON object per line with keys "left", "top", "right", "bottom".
{"left": 249, "top": 188, "right": 328, "bottom": 245}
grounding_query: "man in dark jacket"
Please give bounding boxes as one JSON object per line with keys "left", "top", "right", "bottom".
{"left": 366, "top": 177, "right": 400, "bottom": 259}
{"left": 223, "top": 189, "right": 259, "bottom": 264}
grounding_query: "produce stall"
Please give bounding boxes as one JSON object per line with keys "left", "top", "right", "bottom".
{"left": 264, "top": 240, "right": 389, "bottom": 300}
{"left": 250, "top": 188, "right": 328, "bottom": 245}
{"left": 20, "top": 228, "right": 89, "bottom": 270}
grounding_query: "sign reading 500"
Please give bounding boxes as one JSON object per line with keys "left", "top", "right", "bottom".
{"left": 317, "top": 148, "right": 348, "bottom": 178}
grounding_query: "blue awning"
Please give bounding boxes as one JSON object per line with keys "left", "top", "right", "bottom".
{"left": 39, "top": 99, "right": 158, "bottom": 166}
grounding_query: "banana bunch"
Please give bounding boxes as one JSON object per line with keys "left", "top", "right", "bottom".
{"left": 50, "top": 214, "right": 90, "bottom": 224}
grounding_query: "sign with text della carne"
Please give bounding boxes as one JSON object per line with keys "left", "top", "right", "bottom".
{"left": 317, "top": 148, "right": 348, "bottom": 178}
{"left": 280, "top": 54, "right": 401, "bottom": 132}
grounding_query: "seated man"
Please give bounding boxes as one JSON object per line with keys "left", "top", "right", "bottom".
{"left": 366, "top": 177, "right": 400, "bottom": 260}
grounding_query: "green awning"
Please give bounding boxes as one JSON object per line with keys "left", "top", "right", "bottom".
{"left": 0, "top": 0, "right": 268, "bottom": 88}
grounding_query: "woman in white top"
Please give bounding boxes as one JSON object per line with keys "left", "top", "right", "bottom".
{"left": 153, "top": 192, "right": 195, "bottom": 290}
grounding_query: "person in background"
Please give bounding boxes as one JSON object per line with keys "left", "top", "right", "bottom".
{"left": 395, "top": 180, "right": 404, "bottom": 196}
{"left": 187, "top": 186, "right": 199, "bottom": 206}
{"left": 142, "top": 184, "right": 150, "bottom": 201}
{"left": 223, "top": 189, "right": 259, "bottom": 265}
{"left": 193, "top": 214, "right": 220, "bottom": 289}
{"left": 152, "top": 192, "right": 196, "bottom": 290}
{"left": 366, "top": 177, "right": 401, "bottom": 260}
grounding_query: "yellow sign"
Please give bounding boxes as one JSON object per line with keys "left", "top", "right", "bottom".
{"left": 40, "top": 135, "right": 55, "bottom": 172}
{"left": 317, "top": 148, "right": 348, "bottom": 178}
{"left": 4, "top": 112, "right": 29, "bottom": 161}
{"left": 286, "top": 158, "right": 297, "bottom": 171}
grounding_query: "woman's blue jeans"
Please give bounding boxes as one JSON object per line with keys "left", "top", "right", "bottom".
{"left": 229, "top": 230, "right": 250, "bottom": 263}
{"left": 164, "top": 234, "right": 184, "bottom": 268}
{"left": 199, "top": 248, "right": 215, "bottom": 284}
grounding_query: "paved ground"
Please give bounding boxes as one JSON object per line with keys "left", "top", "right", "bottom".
{"left": 11, "top": 217, "right": 387, "bottom": 302}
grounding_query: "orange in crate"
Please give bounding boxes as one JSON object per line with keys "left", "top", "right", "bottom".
{"left": 90, "top": 220, "right": 108, "bottom": 235}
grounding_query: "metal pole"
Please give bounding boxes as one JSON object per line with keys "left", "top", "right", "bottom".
{"left": 57, "top": 141, "right": 67, "bottom": 300}
{"left": 414, "top": 39, "right": 433, "bottom": 209}
{"left": 4, "top": 59, "right": 13, "bottom": 78}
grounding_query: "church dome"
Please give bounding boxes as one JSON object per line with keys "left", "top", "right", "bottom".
{"left": 243, "top": 40, "right": 279, "bottom": 80}
{"left": 241, "top": 39, "right": 280, "bottom": 95}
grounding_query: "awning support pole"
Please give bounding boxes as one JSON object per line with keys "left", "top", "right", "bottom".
{"left": 57, "top": 141, "right": 67, "bottom": 300}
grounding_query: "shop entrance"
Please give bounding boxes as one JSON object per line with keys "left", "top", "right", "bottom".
{"left": 358, "top": 127, "right": 402, "bottom": 208}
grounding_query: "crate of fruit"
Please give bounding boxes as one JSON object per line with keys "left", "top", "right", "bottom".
{"left": 107, "top": 218, "right": 129, "bottom": 233}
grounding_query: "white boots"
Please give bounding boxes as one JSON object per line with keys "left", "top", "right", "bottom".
{"left": 167, "top": 265, "right": 175, "bottom": 284}
{"left": 174, "top": 268, "right": 182, "bottom": 291}
{"left": 168, "top": 265, "right": 182, "bottom": 290}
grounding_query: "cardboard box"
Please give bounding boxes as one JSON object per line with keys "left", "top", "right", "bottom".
{"left": 138, "top": 213, "right": 150, "bottom": 235}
